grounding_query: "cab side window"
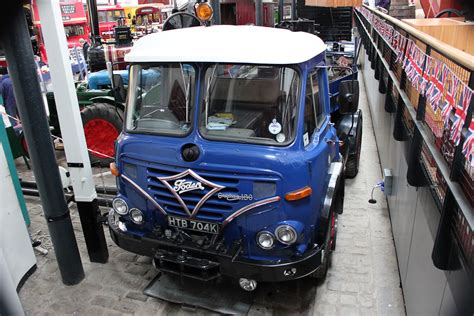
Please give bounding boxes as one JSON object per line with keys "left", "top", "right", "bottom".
{"left": 311, "top": 72, "right": 325, "bottom": 128}
{"left": 304, "top": 74, "right": 316, "bottom": 140}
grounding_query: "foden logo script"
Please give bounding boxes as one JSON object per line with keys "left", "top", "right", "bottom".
{"left": 173, "top": 179, "right": 205, "bottom": 194}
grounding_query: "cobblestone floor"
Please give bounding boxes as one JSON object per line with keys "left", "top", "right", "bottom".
{"left": 17, "top": 74, "right": 405, "bottom": 315}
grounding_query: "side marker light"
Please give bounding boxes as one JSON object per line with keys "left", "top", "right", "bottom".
{"left": 110, "top": 162, "right": 120, "bottom": 177}
{"left": 285, "top": 186, "right": 312, "bottom": 201}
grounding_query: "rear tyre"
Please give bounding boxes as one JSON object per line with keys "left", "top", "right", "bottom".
{"left": 345, "top": 116, "right": 363, "bottom": 178}
{"left": 81, "top": 103, "right": 123, "bottom": 166}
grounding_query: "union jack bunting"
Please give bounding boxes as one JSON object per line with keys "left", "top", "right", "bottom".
{"left": 403, "top": 40, "right": 414, "bottom": 70}
{"left": 440, "top": 71, "right": 459, "bottom": 124}
{"left": 427, "top": 61, "right": 448, "bottom": 112}
{"left": 450, "top": 85, "right": 473, "bottom": 146}
{"left": 419, "top": 56, "right": 432, "bottom": 96}
{"left": 405, "top": 44, "right": 425, "bottom": 92}
{"left": 374, "top": 18, "right": 394, "bottom": 45}
{"left": 462, "top": 119, "right": 474, "bottom": 164}
{"left": 394, "top": 33, "right": 407, "bottom": 63}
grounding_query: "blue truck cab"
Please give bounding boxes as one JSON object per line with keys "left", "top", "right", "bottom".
{"left": 108, "top": 25, "right": 360, "bottom": 290}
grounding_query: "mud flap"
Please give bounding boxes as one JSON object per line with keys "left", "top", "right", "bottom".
{"left": 144, "top": 273, "right": 253, "bottom": 314}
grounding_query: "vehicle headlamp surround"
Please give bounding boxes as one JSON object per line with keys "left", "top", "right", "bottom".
{"left": 129, "top": 208, "right": 144, "bottom": 224}
{"left": 275, "top": 225, "right": 298, "bottom": 245}
{"left": 256, "top": 231, "right": 275, "bottom": 249}
{"left": 112, "top": 198, "right": 129, "bottom": 215}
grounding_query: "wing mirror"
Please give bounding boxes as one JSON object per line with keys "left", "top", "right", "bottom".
{"left": 107, "top": 61, "right": 127, "bottom": 104}
{"left": 338, "top": 80, "right": 359, "bottom": 114}
{"left": 112, "top": 74, "right": 126, "bottom": 104}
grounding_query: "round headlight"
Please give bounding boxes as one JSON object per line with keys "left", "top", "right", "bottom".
{"left": 256, "top": 231, "right": 275, "bottom": 249}
{"left": 112, "top": 198, "right": 128, "bottom": 215}
{"left": 130, "top": 208, "right": 144, "bottom": 224}
{"left": 275, "top": 225, "right": 297, "bottom": 245}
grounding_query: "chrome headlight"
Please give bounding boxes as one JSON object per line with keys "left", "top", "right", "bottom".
{"left": 112, "top": 198, "right": 129, "bottom": 215}
{"left": 275, "top": 225, "right": 297, "bottom": 245}
{"left": 256, "top": 231, "right": 275, "bottom": 249}
{"left": 129, "top": 208, "right": 144, "bottom": 224}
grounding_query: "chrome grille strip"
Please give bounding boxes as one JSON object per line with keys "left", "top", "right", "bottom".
{"left": 121, "top": 174, "right": 167, "bottom": 215}
{"left": 222, "top": 196, "right": 281, "bottom": 227}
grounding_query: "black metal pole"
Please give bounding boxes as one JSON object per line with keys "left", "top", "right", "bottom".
{"left": 278, "top": 0, "right": 284, "bottom": 23}
{"left": 211, "top": 0, "right": 220, "bottom": 25}
{"left": 87, "top": 0, "right": 101, "bottom": 46}
{"left": 255, "top": 0, "right": 263, "bottom": 26}
{"left": 0, "top": 1, "right": 84, "bottom": 285}
{"left": 291, "top": 0, "right": 297, "bottom": 20}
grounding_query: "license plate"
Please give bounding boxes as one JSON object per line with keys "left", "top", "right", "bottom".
{"left": 167, "top": 216, "right": 220, "bottom": 234}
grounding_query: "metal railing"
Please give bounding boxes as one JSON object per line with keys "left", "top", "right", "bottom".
{"left": 354, "top": 5, "right": 473, "bottom": 273}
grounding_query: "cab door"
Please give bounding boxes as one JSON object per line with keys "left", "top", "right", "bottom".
{"left": 302, "top": 69, "right": 336, "bottom": 223}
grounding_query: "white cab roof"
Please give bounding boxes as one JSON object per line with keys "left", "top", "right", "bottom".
{"left": 125, "top": 25, "right": 325, "bottom": 64}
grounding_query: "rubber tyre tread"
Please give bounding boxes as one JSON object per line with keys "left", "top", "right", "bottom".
{"left": 81, "top": 102, "right": 123, "bottom": 166}
{"left": 345, "top": 117, "right": 363, "bottom": 178}
{"left": 88, "top": 48, "right": 106, "bottom": 72}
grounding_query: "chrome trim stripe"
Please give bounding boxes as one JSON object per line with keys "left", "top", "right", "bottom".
{"left": 121, "top": 174, "right": 167, "bottom": 216}
{"left": 222, "top": 196, "right": 281, "bottom": 227}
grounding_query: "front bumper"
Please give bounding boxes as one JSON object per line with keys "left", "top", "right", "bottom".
{"left": 109, "top": 217, "right": 322, "bottom": 282}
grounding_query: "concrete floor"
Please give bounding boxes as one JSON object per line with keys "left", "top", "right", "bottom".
{"left": 17, "top": 73, "right": 406, "bottom": 315}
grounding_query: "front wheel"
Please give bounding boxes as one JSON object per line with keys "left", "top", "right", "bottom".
{"left": 81, "top": 103, "right": 123, "bottom": 166}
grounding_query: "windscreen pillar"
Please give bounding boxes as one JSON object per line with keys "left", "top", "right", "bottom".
{"left": 37, "top": 0, "right": 108, "bottom": 264}
{"left": 0, "top": 1, "right": 84, "bottom": 285}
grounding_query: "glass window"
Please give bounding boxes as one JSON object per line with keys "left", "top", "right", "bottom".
{"left": 304, "top": 70, "right": 325, "bottom": 144}
{"left": 304, "top": 74, "right": 316, "bottom": 138}
{"left": 98, "top": 11, "right": 107, "bottom": 23}
{"left": 64, "top": 25, "right": 85, "bottom": 37}
{"left": 200, "top": 64, "right": 300, "bottom": 145}
{"left": 311, "top": 71, "right": 325, "bottom": 127}
{"left": 126, "top": 63, "right": 195, "bottom": 136}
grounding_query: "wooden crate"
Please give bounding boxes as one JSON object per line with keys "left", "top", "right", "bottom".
{"left": 403, "top": 18, "right": 474, "bottom": 55}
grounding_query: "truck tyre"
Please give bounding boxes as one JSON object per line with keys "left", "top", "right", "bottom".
{"left": 345, "top": 116, "right": 363, "bottom": 178}
{"left": 81, "top": 103, "right": 123, "bottom": 166}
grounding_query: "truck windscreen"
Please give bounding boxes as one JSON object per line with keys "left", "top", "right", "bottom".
{"left": 125, "top": 63, "right": 195, "bottom": 136}
{"left": 199, "top": 64, "right": 300, "bottom": 146}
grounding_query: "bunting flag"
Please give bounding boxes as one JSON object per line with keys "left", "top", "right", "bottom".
{"left": 405, "top": 44, "right": 426, "bottom": 92}
{"left": 440, "top": 71, "right": 459, "bottom": 124}
{"left": 450, "top": 85, "right": 473, "bottom": 146}
{"left": 403, "top": 40, "right": 414, "bottom": 70}
{"left": 427, "top": 62, "right": 448, "bottom": 112}
{"left": 462, "top": 119, "right": 474, "bottom": 165}
{"left": 419, "top": 56, "right": 432, "bottom": 96}
{"left": 375, "top": 17, "right": 394, "bottom": 44}
{"left": 394, "top": 32, "right": 407, "bottom": 63}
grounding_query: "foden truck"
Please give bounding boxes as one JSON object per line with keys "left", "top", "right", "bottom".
{"left": 108, "top": 23, "right": 362, "bottom": 291}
